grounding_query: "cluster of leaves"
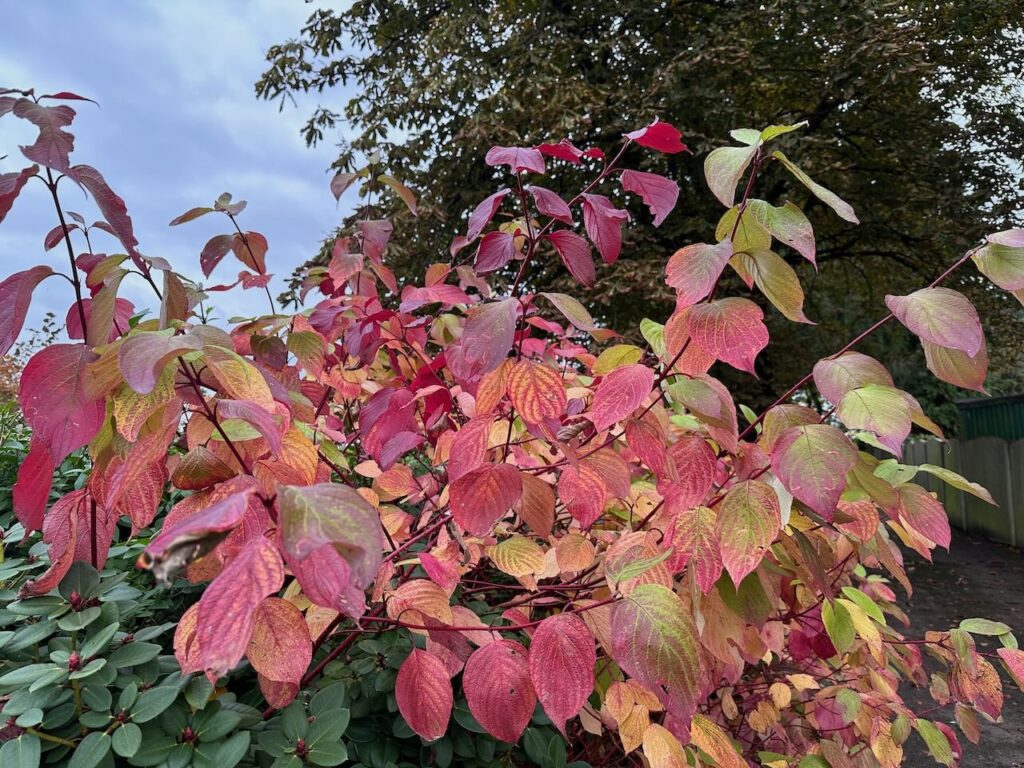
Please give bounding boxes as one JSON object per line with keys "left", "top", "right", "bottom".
{"left": 2, "top": 84, "right": 1024, "bottom": 768}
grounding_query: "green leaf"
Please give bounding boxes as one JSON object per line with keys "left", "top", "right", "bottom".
{"left": 307, "top": 741, "right": 349, "bottom": 767}
{"left": 840, "top": 586, "right": 886, "bottom": 624}
{"left": 822, "top": 600, "right": 854, "bottom": 654}
{"left": 746, "top": 199, "right": 816, "bottom": 264}
{"left": 69, "top": 732, "right": 111, "bottom": 768}
{"left": 0, "top": 663, "right": 62, "bottom": 689}
{"left": 704, "top": 145, "right": 757, "bottom": 208}
{"left": 80, "top": 622, "right": 119, "bottom": 658}
{"left": 107, "top": 642, "right": 162, "bottom": 668}
{"left": 130, "top": 685, "right": 180, "bottom": 723}
{"left": 112, "top": 723, "right": 142, "bottom": 758}
{"left": 760, "top": 122, "right": 807, "bottom": 142}
{"left": 834, "top": 688, "right": 862, "bottom": 724}
{"left": 0, "top": 734, "right": 40, "bottom": 768}
{"left": 959, "top": 617, "right": 1012, "bottom": 636}
{"left": 211, "top": 731, "right": 250, "bottom": 768}
{"left": 735, "top": 248, "right": 812, "bottom": 324}
{"left": 771, "top": 150, "right": 858, "bottom": 223}
{"left": 915, "top": 719, "right": 954, "bottom": 766}
{"left": 917, "top": 464, "right": 996, "bottom": 504}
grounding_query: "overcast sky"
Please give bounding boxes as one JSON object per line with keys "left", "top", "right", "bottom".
{"left": 0, "top": 0, "right": 346, "bottom": 336}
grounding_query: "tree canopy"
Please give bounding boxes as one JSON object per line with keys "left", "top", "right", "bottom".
{"left": 257, "top": 0, "right": 1024, "bottom": 421}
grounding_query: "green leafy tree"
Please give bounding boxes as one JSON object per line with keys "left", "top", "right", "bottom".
{"left": 257, "top": 0, "right": 1024, "bottom": 422}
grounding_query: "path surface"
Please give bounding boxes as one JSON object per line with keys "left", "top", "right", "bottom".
{"left": 899, "top": 529, "right": 1024, "bottom": 767}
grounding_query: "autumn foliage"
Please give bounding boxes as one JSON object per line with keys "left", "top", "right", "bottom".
{"left": 3, "top": 85, "right": 1024, "bottom": 767}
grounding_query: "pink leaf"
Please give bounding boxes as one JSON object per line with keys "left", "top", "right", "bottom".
{"left": 216, "top": 399, "right": 284, "bottom": 455}
{"left": 145, "top": 486, "right": 256, "bottom": 563}
{"left": 13, "top": 100, "right": 76, "bottom": 173}
{"left": 19, "top": 344, "right": 105, "bottom": 463}
{"left": 474, "top": 231, "right": 519, "bottom": 273}
{"left": 197, "top": 536, "right": 284, "bottom": 678}
{"left": 664, "top": 505, "right": 722, "bottom": 592}
{"left": 465, "top": 189, "right": 511, "bottom": 243}
{"left": 591, "top": 364, "right": 655, "bottom": 432}
{"left": 898, "top": 483, "right": 951, "bottom": 550}
{"left": 451, "top": 464, "right": 523, "bottom": 536}
{"left": 665, "top": 241, "right": 733, "bottom": 308}
{"left": 65, "top": 297, "right": 134, "bottom": 343}
{"left": 358, "top": 219, "right": 393, "bottom": 262}
{"left": 529, "top": 614, "right": 596, "bottom": 735}
{"left": 687, "top": 298, "right": 769, "bottom": 375}
{"left": 330, "top": 171, "right": 361, "bottom": 201}
{"left": 485, "top": 146, "right": 546, "bottom": 174}
{"left": 547, "top": 230, "right": 595, "bottom": 287}
{"left": 71, "top": 164, "right": 141, "bottom": 263}
{"left": 0, "top": 265, "right": 54, "bottom": 356}
{"left": 397, "top": 649, "right": 453, "bottom": 741}
{"left": 119, "top": 332, "right": 201, "bottom": 394}
{"left": 200, "top": 234, "right": 232, "bottom": 277}
{"left": 44, "top": 222, "right": 79, "bottom": 250}
{"left": 885, "top": 287, "right": 984, "bottom": 357}
{"left": 398, "top": 283, "right": 472, "bottom": 312}
{"left": 526, "top": 185, "right": 573, "bottom": 224}
{"left": 620, "top": 169, "right": 679, "bottom": 226}
{"left": 558, "top": 464, "right": 606, "bottom": 528}
{"left": 625, "top": 119, "right": 688, "bottom": 154}
{"left": 536, "top": 140, "right": 584, "bottom": 164}
{"left": 716, "top": 480, "right": 781, "bottom": 584}
{"left": 0, "top": 164, "right": 38, "bottom": 225}
{"left": 12, "top": 438, "right": 54, "bottom": 533}
{"left": 446, "top": 298, "right": 518, "bottom": 383}
{"left": 771, "top": 424, "right": 857, "bottom": 520}
{"left": 464, "top": 640, "right": 536, "bottom": 743}
{"left": 247, "top": 597, "right": 312, "bottom": 707}
{"left": 582, "top": 193, "right": 629, "bottom": 264}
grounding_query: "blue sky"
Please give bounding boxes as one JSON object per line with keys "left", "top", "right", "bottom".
{"left": 0, "top": 0, "right": 347, "bottom": 335}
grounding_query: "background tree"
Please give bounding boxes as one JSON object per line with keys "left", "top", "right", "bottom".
{"left": 257, "top": 0, "right": 1024, "bottom": 423}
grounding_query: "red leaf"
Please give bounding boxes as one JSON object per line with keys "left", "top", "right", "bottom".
{"left": 558, "top": 463, "right": 606, "bottom": 528}
{"left": 0, "top": 265, "right": 54, "bottom": 356}
{"left": 448, "top": 416, "right": 492, "bottom": 482}
{"left": 12, "top": 438, "right": 54, "bottom": 532}
{"left": 665, "top": 241, "right": 733, "bottom": 308}
{"left": 447, "top": 298, "right": 518, "bottom": 383}
{"left": 231, "top": 231, "right": 269, "bottom": 273}
{"left": 897, "top": 483, "right": 951, "bottom": 550}
{"left": 197, "top": 536, "right": 284, "bottom": 678}
{"left": 664, "top": 435, "right": 717, "bottom": 510}
{"left": 0, "top": 165, "right": 38, "bottom": 224}
{"left": 201, "top": 234, "right": 233, "bottom": 277}
{"left": 464, "top": 640, "right": 536, "bottom": 743}
{"left": 119, "top": 332, "right": 201, "bottom": 394}
{"left": 358, "top": 219, "right": 393, "bottom": 263}
{"left": 547, "top": 230, "right": 595, "bottom": 287}
{"left": 536, "top": 139, "right": 584, "bottom": 164}
{"left": 526, "top": 185, "right": 573, "bottom": 224}
{"left": 40, "top": 91, "right": 97, "bottom": 104}
{"left": 885, "top": 288, "right": 984, "bottom": 357}
{"left": 591, "top": 364, "right": 654, "bottom": 432}
{"left": 330, "top": 171, "right": 361, "bottom": 201}
{"left": 396, "top": 649, "right": 453, "bottom": 741}
{"left": 20, "top": 489, "right": 92, "bottom": 596}
{"left": 145, "top": 486, "right": 256, "bottom": 563}
{"left": 770, "top": 424, "right": 857, "bottom": 520}
{"left": 665, "top": 505, "right": 722, "bottom": 592}
{"left": 464, "top": 188, "right": 511, "bottom": 244}
{"left": 65, "top": 297, "right": 134, "bottom": 343}
{"left": 19, "top": 344, "right": 105, "bottom": 462}
{"left": 13, "top": 100, "right": 76, "bottom": 173}
{"left": 248, "top": 597, "right": 312, "bottom": 707}
{"left": 582, "top": 193, "right": 629, "bottom": 264}
{"left": 474, "top": 231, "right": 518, "bottom": 273}
{"left": 529, "top": 614, "right": 595, "bottom": 735}
{"left": 485, "top": 146, "right": 546, "bottom": 174}
{"left": 687, "top": 297, "right": 769, "bottom": 375}
{"left": 44, "top": 222, "right": 79, "bottom": 250}
{"left": 625, "top": 119, "right": 688, "bottom": 154}
{"left": 451, "top": 463, "right": 523, "bottom": 536}
{"left": 71, "top": 164, "right": 141, "bottom": 262}
{"left": 620, "top": 170, "right": 679, "bottom": 226}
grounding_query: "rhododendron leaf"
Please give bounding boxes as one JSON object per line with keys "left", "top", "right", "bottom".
{"left": 836, "top": 385, "right": 912, "bottom": 455}
{"left": 704, "top": 144, "right": 756, "bottom": 208}
{"left": 0, "top": 164, "right": 38, "bottom": 224}
{"left": 462, "top": 188, "right": 510, "bottom": 245}
{"left": 528, "top": 614, "right": 595, "bottom": 736}
{"left": 14, "top": 100, "right": 76, "bottom": 173}
{"left": 20, "top": 343, "right": 105, "bottom": 462}
{"left": 547, "top": 229, "right": 595, "bottom": 287}
{"left": 396, "top": 649, "right": 453, "bottom": 742}
{"left": 812, "top": 351, "right": 893, "bottom": 405}
{"left": 196, "top": 536, "right": 284, "bottom": 678}
{"left": 610, "top": 583, "right": 706, "bottom": 721}
{"left": 464, "top": 640, "right": 536, "bottom": 742}
{"left": 247, "top": 597, "right": 312, "bottom": 707}
{"left": 582, "top": 193, "right": 629, "bottom": 264}
{"left": 771, "top": 424, "right": 857, "bottom": 519}
{"left": 119, "top": 332, "right": 201, "bottom": 394}
{"left": 485, "top": 145, "right": 545, "bottom": 174}
{"left": 507, "top": 359, "right": 566, "bottom": 425}
{"left": 0, "top": 265, "right": 54, "bottom": 356}
{"left": 626, "top": 120, "right": 688, "bottom": 154}
{"left": 450, "top": 463, "right": 523, "bottom": 536}
{"left": 771, "top": 151, "right": 859, "bottom": 223}
{"left": 922, "top": 339, "right": 988, "bottom": 393}
{"left": 664, "top": 241, "right": 733, "bottom": 308}
{"left": 885, "top": 288, "right": 983, "bottom": 356}
{"left": 278, "top": 484, "right": 384, "bottom": 600}
{"left": 737, "top": 248, "right": 812, "bottom": 323}
{"left": 591, "top": 364, "right": 654, "bottom": 432}
{"left": 690, "top": 714, "right": 747, "bottom": 768}
{"left": 526, "top": 185, "right": 573, "bottom": 224}
{"left": 377, "top": 173, "right": 418, "bottom": 215}
{"left": 474, "top": 230, "right": 518, "bottom": 273}
{"left": 716, "top": 480, "right": 781, "bottom": 584}
{"left": 688, "top": 297, "right": 769, "bottom": 375}
{"left": 746, "top": 199, "right": 816, "bottom": 265}
{"left": 620, "top": 170, "right": 678, "bottom": 226}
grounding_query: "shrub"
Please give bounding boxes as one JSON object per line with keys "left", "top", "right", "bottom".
{"left": 1, "top": 86, "right": 1023, "bottom": 768}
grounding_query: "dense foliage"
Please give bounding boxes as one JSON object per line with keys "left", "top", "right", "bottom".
{"left": 2, "top": 85, "right": 1024, "bottom": 768}
{"left": 257, "top": 0, "right": 1024, "bottom": 423}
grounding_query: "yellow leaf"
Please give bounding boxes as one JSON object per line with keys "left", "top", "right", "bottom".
{"left": 642, "top": 723, "right": 687, "bottom": 768}
{"left": 690, "top": 714, "right": 746, "bottom": 768}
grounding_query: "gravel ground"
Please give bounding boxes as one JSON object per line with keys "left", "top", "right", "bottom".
{"left": 898, "top": 529, "right": 1024, "bottom": 767}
